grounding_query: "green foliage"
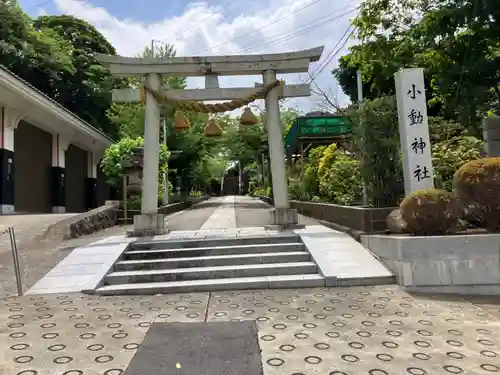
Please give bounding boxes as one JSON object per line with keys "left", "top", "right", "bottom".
{"left": 317, "top": 144, "right": 363, "bottom": 205}
{"left": 289, "top": 179, "right": 310, "bottom": 201}
{"left": 303, "top": 146, "right": 327, "bottom": 197}
{"left": 432, "top": 136, "right": 484, "bottom": 191}
{"left": 253, "top": 187, "right": 267, "bottom": 196}
{"left": 400, "top": 188, "right": 462, "bottom": 236}
{"left": 289, "top": 144, "right": 362, "bottom": 205}
{"left": 100, "top": 136, "right": 169, "bottom": 188}
{"left": 107, "top": 102, "right": 146, "bottom": 139}
{"left": 453, "top": 157, "right": 500, "bottom": 231}
{"left": 428, "top": 117, "right": 467, "bottom": 144}
{"left": 0, "top": 3, "right": 121, "bottom": 138}
{"left": 348, "top": 96, "right": 404, "bottom": 206}
{"left": 334, "top": 0, "right": 500, "bottom": 135}
{"left": 33, "top": 14, "right": 119, "bottom": 137}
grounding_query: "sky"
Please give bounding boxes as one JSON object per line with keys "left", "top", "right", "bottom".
{"left": 19, "top": 0, "right": 361, "bottom": 112}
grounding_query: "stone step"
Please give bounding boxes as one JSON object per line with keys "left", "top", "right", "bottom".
{"left": 124, "top": 242, "right": 305, "bottom": 260}
{"left": 129, "top": 234, "right": 301, "bottom": 251}
{"left": 94, "top": 274, "right": 326, "bottom": 295}
{"left": 104, "top": 262, "right": 318, "bottom": 285}
{"left": 115, "top": 251, "right": 312, "bottom": 271}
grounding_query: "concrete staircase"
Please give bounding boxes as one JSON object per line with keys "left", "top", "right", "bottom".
{"left": 94, "top": 234, "right": 325, "bottom": 295}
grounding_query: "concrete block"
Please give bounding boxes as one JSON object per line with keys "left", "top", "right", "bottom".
{"left": 269, "top": 207, "right": 299, "bottom": 225}
{"left": 448, "top": 258, "right": 500, "bottom": 285}
{"left": 128, "top": 213, "right": 167, "bottom": 237}
{"left": 362, "top": 233, "right": 500, "bottom": 295}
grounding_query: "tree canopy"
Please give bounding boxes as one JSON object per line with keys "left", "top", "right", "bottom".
{"left": 333, "top": 0, "right": 500, "bottom": 135}
{"left": 0, "top": 1, "right": 121, "bottom": 138}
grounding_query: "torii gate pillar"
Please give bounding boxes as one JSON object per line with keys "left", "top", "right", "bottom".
{"left": 263, "top": 70, "right": 301, "bottom": 230}
{"left": 128, "top": 73, "right": 166, "bottom": 237}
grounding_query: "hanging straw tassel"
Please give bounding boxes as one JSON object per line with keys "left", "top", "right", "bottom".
{"left": 173, "top": 110, "right": 190, "bottom": 131}
{"left": 239, "top": 107, "right": 259, "bottom": 125}
{"left": 204, "top": 118, "right": 223, "bottom": 137}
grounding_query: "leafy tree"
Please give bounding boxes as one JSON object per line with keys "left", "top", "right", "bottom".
{"left": 333, "top": 0, "right": 500, "bottom": 135}
{"left": 100, "top": 136, "right": 170, "bottom": 202}
{"left": 432, "top": 136, "right": 484, "bottom": 191}
{"left": 0, "top": 1, "right": 76, "bottom": 99}
{"left": 317, "top": 145, "right": 362, "bottom": 205}
{"left": 34, "top": 15, "right": 120, "bottom": 138}
{"left": 348, "top": 96, "right": 404, "bottom": 206}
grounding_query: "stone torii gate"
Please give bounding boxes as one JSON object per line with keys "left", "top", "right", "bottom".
{"left": 95, "top": 46, "right": 324, "bottom": 236}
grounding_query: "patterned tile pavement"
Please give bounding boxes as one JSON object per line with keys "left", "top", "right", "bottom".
{"left": 1, "top": 286, "right": 499, "bottom": 375}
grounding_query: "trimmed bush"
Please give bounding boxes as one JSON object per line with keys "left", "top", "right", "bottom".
{"left": 453, "top": 157, "right": 500, "bottom": 231}
{"left": 400, "top": 188, "right": 462, "bottom": 236}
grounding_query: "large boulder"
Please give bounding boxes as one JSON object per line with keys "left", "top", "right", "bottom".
{"left": 386, "top": 208, "right": 408, "bottom": 233}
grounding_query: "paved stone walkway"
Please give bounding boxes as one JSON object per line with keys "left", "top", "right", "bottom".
{"left": 1, "top": 286, "right": 499, "bottom": 375}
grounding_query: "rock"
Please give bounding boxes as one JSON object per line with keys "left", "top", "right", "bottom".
{"left": 386, "top": 208, "right": 408, "bottom": 233}
{"left": 68, "top": 206, "right": 119, "bottom": 239}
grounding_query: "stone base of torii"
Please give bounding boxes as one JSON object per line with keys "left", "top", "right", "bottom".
{"left": 95, "top": 47, "right": 324, "bottom": 236}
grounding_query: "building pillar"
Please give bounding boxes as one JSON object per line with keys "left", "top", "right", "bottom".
{"left": 0, "top": 107, "right": 25, "bottom": 214}
{"left": 51, "top": 134, "right": 69, "bottom": 213}
{"left": 85, "top": 151, "right": 98, "bottom": 210}
{"left": 262, "top": 70, "right": 301, "bottom": 229}
{"left": 128, "top": 73, "right": 166, "bottom": 236}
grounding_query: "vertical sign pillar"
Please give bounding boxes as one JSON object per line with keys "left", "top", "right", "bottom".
{"left": 51, "top": 134, "right": 68, "bottom": 213}
{"left": 483, "top": 117, "right": 500, "bottom": 157}
{"left": 0, "top": 107, "right": 18, "bottom": 214}
{"left": 263, "top": 70, "right": 301, "bottom": 228}
{"left": 85, "top": 151, "right": 98, "bottom": 210}
{"left": 395, "top": 68, "right": 434, "bottom": 195}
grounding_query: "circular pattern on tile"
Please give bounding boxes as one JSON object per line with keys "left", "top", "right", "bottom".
{"left": 443, "top": 365, "right": 464, "bottom": 374}
{"left": 48, "top": 344, "right": 66, "bottom": 352}
{"left": 480, "top": 364, "right": 500, "bottom": 372}
{"left": 94, "top": 355, "right": 114, "bottom": 364}
{"left": 104, "top": 370, "right": 124, "bottom": 375}
{"left": 87, "top": 344, "right": 104, "bottom": 351}
{"left": 305, "top": 356, "right": 322, "bottom": 364}
{"left": 10, "top": 343, "right": 29, "bottom": 350}
{"left": 14, "top": 356, "right": 34, "bottom": 364}
{"left": 266, "top": 358, "right": 284, "bottom": 367}
{"left": 53, "top": 356, "right": 73, "bottom": 364}
{"left": 376, "top": 354, "right": 393, "bottom": 362}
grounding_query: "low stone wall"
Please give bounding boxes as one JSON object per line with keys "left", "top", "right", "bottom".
{"left": 361, "top": 233, "right": 500, "bottom": 295}
{"left": 44, "top": 197, "right": 211, "bottom": 239}
{"left": 43, "top": 202, "right": 120, "bottom": 240}
{"left": 257, "top": 196, "right": 393, "bottom": 233}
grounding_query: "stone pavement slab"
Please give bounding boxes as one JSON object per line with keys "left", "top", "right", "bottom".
{"left": 295, "top": 225, "right": 394, "bottom": 287}
{"left": 124, "top": 321, "right": 263, "bottom": 375}
{"left": 200, "top": 196, "right": 237, "bottom": 229}
{"left": 26, "top": 236, "right": 136, "bottom": 295}
{"left": 1, "top": 286, "right": 500, "bottom": 375}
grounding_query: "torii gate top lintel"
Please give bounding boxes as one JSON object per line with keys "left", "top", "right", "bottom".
{"left": 94, "top": 46, "right": 324, "bottom": 77}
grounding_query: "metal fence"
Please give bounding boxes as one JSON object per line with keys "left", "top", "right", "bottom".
{"left": 1, "top": 226, "right": 22, "bottom": 296}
